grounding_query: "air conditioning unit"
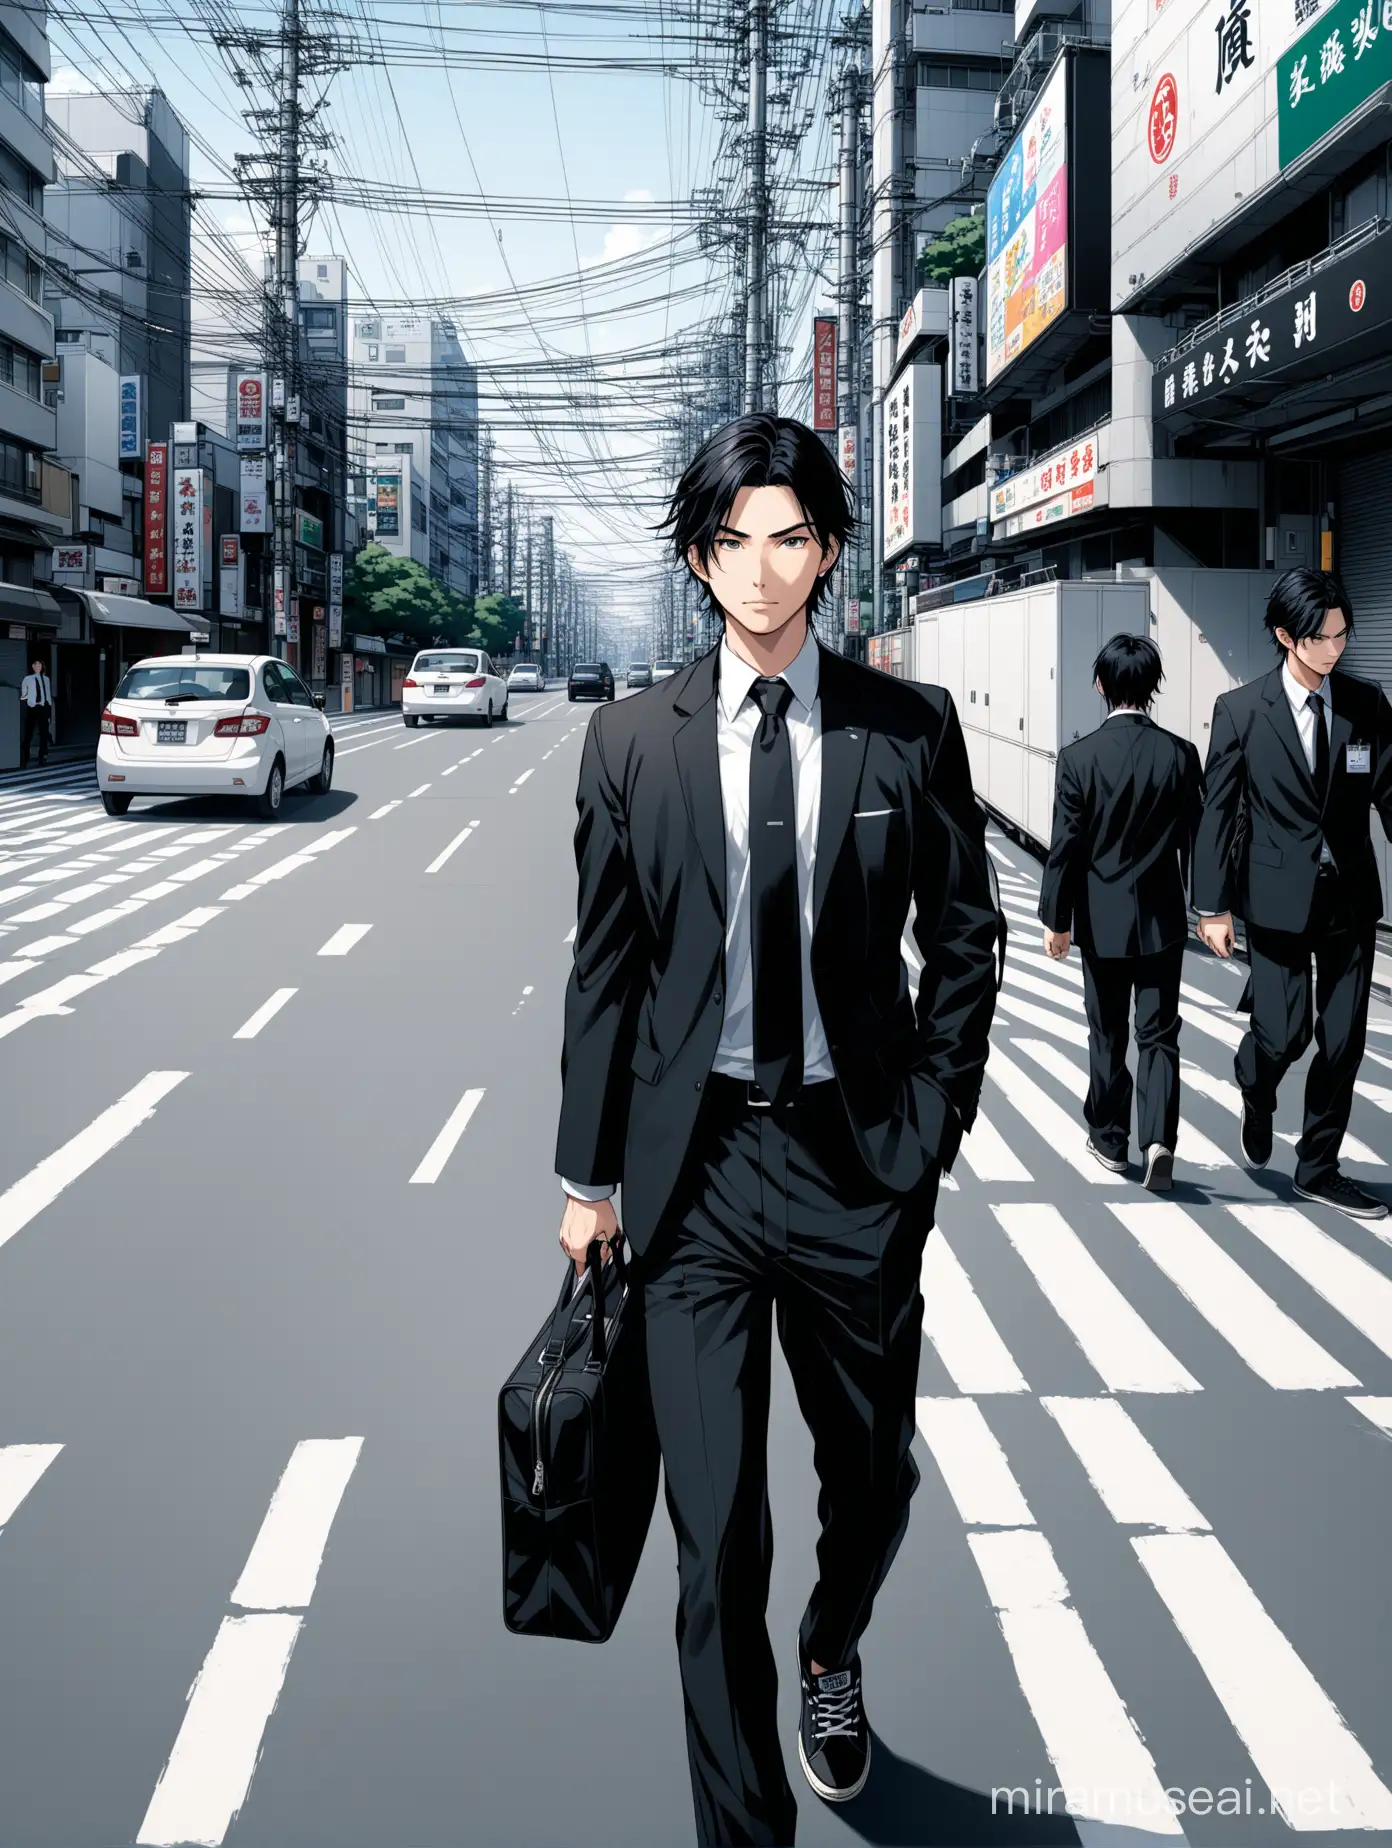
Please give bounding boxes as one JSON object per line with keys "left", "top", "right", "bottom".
{"left": 125, "top": 249, "right": 142, "bottom": 269}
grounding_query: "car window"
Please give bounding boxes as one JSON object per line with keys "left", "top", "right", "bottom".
{"left": 414, "top": 652, "right": 479, "bottom": 675}
{"left": 263, "top": 663, "right": 293, "bottom": 703}
{"left": 286, "top": 670, "right": 315, "bottom": 709}
{"left": 115, "top": 665, "right": 251, "bottom": 701}
{"left": 481, "top": 657, "right": 493, "bottom": 676}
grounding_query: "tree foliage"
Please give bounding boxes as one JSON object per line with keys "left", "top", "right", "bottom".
{"left": 917, "top": 216, "right": 986, "bottom": 288}
{"left": 469, "top": 592, "right": 527, "bottom": 657}
{"left": 344, "top": 544, "right": 474, "bottom": 647}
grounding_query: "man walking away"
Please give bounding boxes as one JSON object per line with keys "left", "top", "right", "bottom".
{"left": 19, "top": 657, "right": 52, "bottom": 768}
{"left": 1194, "top": 567, "right": 1392, "bottom": 1221}
{"left": 1040, "top": 634, "right": 1204, "bottom": 1192}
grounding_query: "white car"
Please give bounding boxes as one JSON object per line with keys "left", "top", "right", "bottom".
{"left": 652, "top": 659, "right": 681, "bottom": 682}
{"left": 508, "top": 663, "right": 545, "bottom": 692}
{"left": 402, "top": 649, "right": 508, "bottom": 727}
{"left": 96, "top": 654, "right": 332, "bottom": 819}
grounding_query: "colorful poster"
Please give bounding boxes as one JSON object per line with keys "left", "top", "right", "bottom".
{"left": 172, "top": 468, "right": 203, "bottom": 612}
{"left": 986, "top": 57, "right": 1069, "bottom": 384}
{"left": 145, "top": 441, "right": 168, "bottom": 594}
{"left": 240, "top": 456, "right": 267, "bottom": 533}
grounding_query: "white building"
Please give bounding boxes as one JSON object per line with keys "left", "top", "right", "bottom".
{"left": 348, "top": 313, "right": 478, "bottom": 597}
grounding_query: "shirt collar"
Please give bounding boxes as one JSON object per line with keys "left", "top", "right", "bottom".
{"left": 1104, "top": 705, "right": 1145, "bottom": 720}
{"left": 717, "top": 624, "right": 820, "bottom": 724}
{"left": 1282, "top": 657, "right": 1327, "bottom": 711}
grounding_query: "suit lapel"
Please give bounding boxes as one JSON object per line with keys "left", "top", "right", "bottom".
{"left": 813, "top": 648, "right": 869, "bottom": 928}
{"left": 1323, "top": 671, "right": 1354, "bottom": 821}
{"left": 1260, "top": 666, "right": 1318, "bottom": 805}
{"left": 671, "top": 648, "right": 727, "bottom": 921}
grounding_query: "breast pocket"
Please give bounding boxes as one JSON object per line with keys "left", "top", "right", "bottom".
{"left": 1248, "top": 841, "right": 1284, "bottom": 869}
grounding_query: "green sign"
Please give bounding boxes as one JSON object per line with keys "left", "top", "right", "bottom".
{"left": 1279, "top": 1, "right": 1392, "bottom": 170}
{"left": 294, "top": 509, "right": 324, "bottom": 551}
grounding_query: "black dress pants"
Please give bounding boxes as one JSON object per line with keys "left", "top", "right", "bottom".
{"left": 640, "top": 1074, "right": 938, "bottom": 1847}
{"left": 20, "top": 704, "right": 48, "bottom": 766}
{"left": 1080, "top": 944, "right": 1184, "bottom": 1158}
{"left": 1238, "top": 867, "right": 1375, "bottom": 1188}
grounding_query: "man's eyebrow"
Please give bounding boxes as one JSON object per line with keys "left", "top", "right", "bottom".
{"left": 714, "top": 523, "right": 748, "bottom": 539}
{"left": 770, "top": 522, "right": 812, "bottom": 538}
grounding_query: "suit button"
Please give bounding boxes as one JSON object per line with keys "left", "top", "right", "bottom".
{"left": 713, "top": 991, "right": 722, "bottom": 1005}
{"left": 694, "top": 1081, "right": 702, "bottom": 1091}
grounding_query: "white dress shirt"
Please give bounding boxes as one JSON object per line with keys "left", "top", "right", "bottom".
{"left": 1282, "top": 658, "right": 1333, "bottom": 866}
{"left": 562, "top": 627, "right": 833, "bottom": 1204}
{"left": 20, "top": 672, "right": 51, "bottom": 708}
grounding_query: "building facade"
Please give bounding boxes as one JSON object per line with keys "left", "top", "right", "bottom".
{"left": 348, "top": 312, "right": 479, "bottom": 597}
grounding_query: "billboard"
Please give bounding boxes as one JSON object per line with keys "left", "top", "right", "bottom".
{"left": 295, "top": 509, "right": 325, "bottom": 551}
{"left": 236, "top": 372, "right": 267, "bottom": 450}
{"left": 118, "top": 376, "right": 141, "bottom": 459}
{"left": 1112, "top": 0, "right": 1346, "bottom": 311}
{"left": 240, "top": 455, "right": 266, "bottom": 533}
{"left": 219, "top": 535, "right": 242, "bottom": 619}
{"left": 882, "top": 361, "right": 942, "bottom": 561}
{"left": 328, "top": 552, "right": 343, "bottom": 649}
{"left": 986, "top": 56, "right": 1069, "bottom": 385}
{"left": 172, "top": 468, "right": 205, "bottom": 612}
{"left": 375, "top": 474, "right": 401, "bottom": 537}
{"left": 948, "top": 277, "right": 979, "bottom": 397}
{"left": 145, "top": 440, "right": 168, "bottom": 594}
{"left": 812, "top": 317, "right": 837, "bottom": 430}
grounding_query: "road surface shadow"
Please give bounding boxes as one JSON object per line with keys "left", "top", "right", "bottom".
{"left": 122, "top": 787, "right": 358, "bottom": 824}
{"left": 835, "top": 1735, "right": 1080, "bottom": 1844}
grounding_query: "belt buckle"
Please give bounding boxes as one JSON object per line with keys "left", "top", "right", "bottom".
{"left": 747, "top": 1082, "right": 773, "bottom": 1110}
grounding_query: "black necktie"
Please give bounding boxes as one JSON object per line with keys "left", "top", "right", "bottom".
{"left": 1307, "top": 692, "right": 1329, "bottom": 800}
{"left": 748, "top": 676, "right": 803, "bottom": 1106}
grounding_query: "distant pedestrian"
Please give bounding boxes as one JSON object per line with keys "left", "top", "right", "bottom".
{"left": 1194, "top": 568, "right": 1392, "bottom": 1220}
{"left": 19, "top": 657, "right": 52, "bottom": 768}
{"left": 1039, "top": 633, "right": 1205, "bottom": 1191}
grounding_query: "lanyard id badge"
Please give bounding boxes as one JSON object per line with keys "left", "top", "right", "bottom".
{"left": 1346, "top": 744, "right": 1372, "bottom": 775}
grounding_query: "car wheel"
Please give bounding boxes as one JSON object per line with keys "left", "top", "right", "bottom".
{"left": 501, "top": 699, "right": 509, "bottom": 721}
{"left": 482, "top": 703, "right": 493, "bottom": 729}
{"left": 256, "top": 755, "right": 285, "bottom": 819}
{"left": 101, "top": 791, "right": 132, "bottom": 816}
{"left": 310, "top": 742, "right": 334, "bottom": 795}
{"left": 568, "top": 691, "right": 576, "bottom": 702}
{"left": 404, "top": 714, "right": 419, "bottom": 728}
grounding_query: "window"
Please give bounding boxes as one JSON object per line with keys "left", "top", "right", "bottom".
{"left": 0, "top": 440, "right": 40, "bottom": 500}
{"left": 0, "top": 236, "right": 40, "bottom": 302}
{"left": 287, "top": 669, "right": 315, "bottom": 708}
{"left": 357, "top": 320, "right": 380, "bottom": 340}
{"left": 301, "top": 306, "right": 335, "bottom": 330}
{"left": 413, "top": 651, "right": 479, "bottom": 675}
{"left": 393, "top": 441, "right": 413, "bottom": 454}
{"left": 0, "top": 140, "right": 40, "bottom": 209}
{"left": 262, "top": 663, "right": 293, "bottom": 704}
{"left": 374, "top": 396, "right": 406, "bottom": 411}
{"left": 115, "top": 665, "right": 251, "bottom": 701}
{"left": 0, "top": 338, "right": 42, "bottom": 399}
{"left": 316, "top": 263, "right": 328, "bottom": 279}
{"left": 385, "top": 345, "right": 407, "bottom": 364}
{"left": 366, "top": 343, "right": 378, "bottom": 361}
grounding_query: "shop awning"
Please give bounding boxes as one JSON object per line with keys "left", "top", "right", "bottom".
{"left": 67, "top": 590, "right": 207, "bottom": 634}
{"left": 0, "top": 582, "right": 61, "bottom": 628}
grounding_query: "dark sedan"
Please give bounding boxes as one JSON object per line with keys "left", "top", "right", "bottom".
{"left": 568, "top": 662, "right": 615, "bottom": 702}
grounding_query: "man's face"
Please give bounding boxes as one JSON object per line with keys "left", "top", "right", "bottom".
{"left": 1276, "top": 608, "right": 1350, "bottom": 675}
{"left": 30, "top": 660, "right": 42, "bottom": 675}
{"left": 688, "top": 484, "right": 838, "bottom": 636}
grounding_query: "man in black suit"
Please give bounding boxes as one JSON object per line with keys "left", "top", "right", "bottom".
{"left": 554, "top": 415, "right": 1001, "bottom": 1845}
{"left": 1039, "top": 635, "right": 1204, "bottom": 1192}
{"left": 1194, "top": 567, "right": 1392, "bottom": 1220}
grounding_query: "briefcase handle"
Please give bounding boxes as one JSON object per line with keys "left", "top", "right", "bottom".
{"left": 540, "top": 1236, "right": 630, "bottom": 1370}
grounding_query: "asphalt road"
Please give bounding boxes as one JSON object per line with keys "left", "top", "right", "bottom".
{"left": 0, "top": 687, "right": 1391, "bottom": 1848}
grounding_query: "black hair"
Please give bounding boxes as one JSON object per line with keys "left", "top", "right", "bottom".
{"left": 1093, "top": 633, "right": 1164, "bottom": 711}
{"left": 1264, "top": 568, "right": 1355, "bottom": 653}
{"left": 658, "top": 413, "right": 855, "bottom": 622}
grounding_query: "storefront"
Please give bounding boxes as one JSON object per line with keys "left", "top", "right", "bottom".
{"left": 1335, "top": 452, "right": 1392, "bottom": 692}
{"left": 49, "top": 589, "right": 208, "bottom": 751}
{"left": 0, "top": 585, "right": 63, "bottom": 770}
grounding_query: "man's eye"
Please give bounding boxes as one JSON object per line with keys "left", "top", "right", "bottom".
{"left": 718, "top": 538, "right": 741, "bottom": 551}
{"left": 782, "top": 536, "right": 808, "bottom": 549}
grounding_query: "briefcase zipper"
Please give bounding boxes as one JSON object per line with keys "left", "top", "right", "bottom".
{"left": 531, "top": 1355, "right": 566, "bottom": 1500}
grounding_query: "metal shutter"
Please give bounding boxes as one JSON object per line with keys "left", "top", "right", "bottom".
{"left": 1337, "top": 452, "right": 1392, "bottom": 694}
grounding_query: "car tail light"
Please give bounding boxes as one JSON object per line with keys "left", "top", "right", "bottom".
{"left": 100, "top": 708, "right": 138, "bottom": 737}
{"left": 404, "top": 676, "right": 420, "bottom": 689}
{"left": 214, "top": 712, "right": 272, "bottom": 737}
{"left": 464, "top": 676, "right": 485, "bottom": 688}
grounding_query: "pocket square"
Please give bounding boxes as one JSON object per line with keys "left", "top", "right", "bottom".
{"left": 854, "top": 807, "right": 897, "bottom": 819}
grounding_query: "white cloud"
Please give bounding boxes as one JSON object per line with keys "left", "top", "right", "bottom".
{"left": 590, "top": 193, "right": 662, "bottom": 267}
{"left": 47, "top": 68, "right": 90, "bottom": 95}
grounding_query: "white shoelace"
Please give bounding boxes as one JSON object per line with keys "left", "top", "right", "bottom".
{"left": 811, "top": 1680, "right": 861, "bottom": 1742}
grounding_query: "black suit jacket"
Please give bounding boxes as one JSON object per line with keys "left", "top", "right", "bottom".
{"left": 554, "top": 643, "right": 1003, "bottom": 1256}
{"left": 1039, "top": 713, "right": 1205, "bottom": 959}
{"left": 1192, "top": 665, "right": 1392, "bottom": 933}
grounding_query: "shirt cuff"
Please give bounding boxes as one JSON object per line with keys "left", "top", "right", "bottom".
{"left": 1196, "top": 910, "right": 1225, "bottom": 918}
{"left": 560, "top": 1177, "right": 616, "bottom": 1203}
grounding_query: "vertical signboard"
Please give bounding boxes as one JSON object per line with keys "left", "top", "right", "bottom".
{"left": 173, "top": 467, "right": 203, "bottom": 611}
{"left": 882, "top": 361, "right": 943, "bottom": 561}
{"left": 948, "top": 277, "right": 979, "bottom": 396}
{"left": 219, "top": 535, "right": 241, "bottom": 618}
{"left": 118, "top": 376, "right": 142, "bottom": 459}
{"left": 341, "top": 650, "right": 353, "bottom": 714}
{"left": 328, "top": 552, "right": 343, "bottom": 649}
{"left": 235, "top": 373, "right": 267, "bottom": 451}
{"left": 839, "top": 427, "right": 857, "bottom": 482}
{"left": 986, "top": 57, "right": 1068, "bottom": 384}
{"left": 812, "top": 316, "right": 837, "bottom": 430}
{"left": 375, "top": 473, "right": 401, "bottom": 537}
{"left": 313, "top": 621, "right": 327, "bottom": 682}
{"left": 145, "top": 441, "right": 169, "bottom": 595}
{"left": 240, "top": 455, "right": 267, "bottom": 533}
{"left": 274, "top": 567, "right": 288, "bottom": 638}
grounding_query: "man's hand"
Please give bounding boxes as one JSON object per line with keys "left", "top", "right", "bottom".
{"left": 559, "top": 1194, "right": 621, "bottom": 1279}
{"left": 1043, "top": 928, "right": 1071, "bottom": 961}
{"left": 1197, "top": 912, "right": 1235, "bottom": 959}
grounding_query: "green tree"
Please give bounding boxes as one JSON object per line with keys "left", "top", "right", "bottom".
{"left": 468, "top": 592, "right": 527, "bottom": 657}
{"left": 917, "top": 215, "right": 986, "bottom": 288}
{"left": 344, "top": 543, "right": 474, "bottom": 647}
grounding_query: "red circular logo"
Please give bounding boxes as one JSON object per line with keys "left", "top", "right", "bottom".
{"left": 1350, "top": 279, "right": 1367, "bottom": 312}
{"left": 1149, "top": 74, "right": 1179, "bottom": 164}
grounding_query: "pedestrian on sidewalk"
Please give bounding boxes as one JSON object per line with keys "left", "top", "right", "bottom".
{"left": 1039, "top": 634, "right": 1204, "bottom": 1192}
{"left": 554, "top": 413, "right": 1001, "bottom": 1846}
{"left": 1194, "top": 567, "right": 1392, "bottom": 1220}
{"left": 19, "top": 657, "right": 52, "bottom": 768}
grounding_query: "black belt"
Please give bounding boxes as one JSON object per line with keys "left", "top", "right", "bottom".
{"left": 706, "top": 1072, "right": 837, "bottom": 1112}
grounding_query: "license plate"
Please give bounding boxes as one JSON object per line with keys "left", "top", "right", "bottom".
{"left": 434, "top": 683, "right": 450, "bottom": 694}
{"left": 157, "top": 720, "right": 187, "bottom": 744}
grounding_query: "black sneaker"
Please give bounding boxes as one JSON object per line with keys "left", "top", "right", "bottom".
{"left": 1293, "top": 1174, "right": 1390, "bottom": 1221}
{"left": 1142, "top": 1145, "right": 1174, "bottom": 1193}
{"left": 1239, "top": 1100, "right": 1272, "bottom": 1171}
{"left": 1086, "top": 1137, "right": 1128, "bottom": 1174}
{"left": 796, "top": 1644, "right": 871, "bottom": 1802}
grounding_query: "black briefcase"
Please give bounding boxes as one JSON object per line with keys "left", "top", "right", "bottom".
{"left": 499, "top": 1238, "right": 660, "bottom": 1643}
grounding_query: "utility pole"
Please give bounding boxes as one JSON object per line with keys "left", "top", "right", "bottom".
{"left": 504, "top": 480, "right": 514, "bottom": 598}
{"left": 744, "top": 0, "right": 768, "bottom": 413}
{"left": 523, "top": 504, "right": 533, "bottom": 660}
{"left": 270, "top": 0, "right": 301, "bottom": 662}
{"left": 869, "top": 0, "right": 901, "bottom": 640}
{"left": 478, "top": 432, "right": 492, "bottom": 595}
{"left": 542, "top": 516, "right": 554, "bottom": 678}
{"left": 837, "top": 54, "right": 861, "bottom": 657}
